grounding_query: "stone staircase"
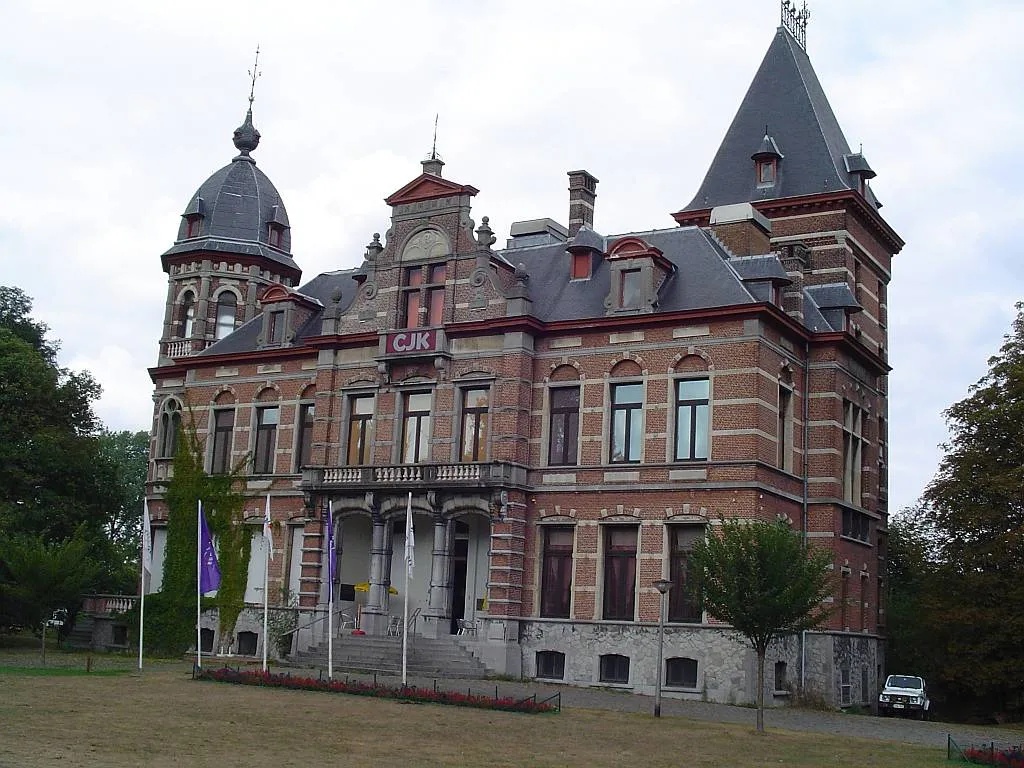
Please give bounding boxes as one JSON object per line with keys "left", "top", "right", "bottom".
{"left": 290, "top": 634, "right": 489, "bottom": 679}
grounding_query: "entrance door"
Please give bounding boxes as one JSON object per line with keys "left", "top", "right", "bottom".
{"left": 450, "top": 537, "right": 468, "bottom": 634}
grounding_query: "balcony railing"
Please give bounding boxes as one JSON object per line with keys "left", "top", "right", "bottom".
{"left": 303, "top": 462, "right": 523, "bottom": 492}
{"left": 81, "top": 594, "right": 139, "bottom": 615}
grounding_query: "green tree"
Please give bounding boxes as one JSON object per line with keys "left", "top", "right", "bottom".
{"left": 916, "top": 303, "right": 1024, "bottom": 719}
{"left": 0, "top": 286, "right": 131, "bottom": 592}
{"left": 97, "top": 430, "right": 151, "bottom": 568}
{"left": 0, "top": 530, "right": 102, "bottom": 632}
{"left": 152, "top": 412, "right": 249, "bottom": 656}
{"left": 691, "top": 520, "right": 834, "bottom": 732}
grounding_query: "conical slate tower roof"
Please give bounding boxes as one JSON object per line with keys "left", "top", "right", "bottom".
{"left": 678, "top": 25, "right": 879, "bottom": 213}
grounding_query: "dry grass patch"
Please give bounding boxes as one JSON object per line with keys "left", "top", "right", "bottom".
{"left": 0, "top": 663, "right": 947, "bottom": 767}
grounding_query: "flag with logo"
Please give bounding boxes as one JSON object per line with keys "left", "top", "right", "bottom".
{"left": 326, "top": 501, "right": 336, "bottom": 591}
{"left": 198, "top": 501, "right": 221, "bottom": 594}
{"left": 404, "top": 491, "right": 415, "bottom": 579}
{"left": 262, "top": 493, "right": 274, "bottom": 561}
{"left": 142, "top": 498, "right": 153, "bottom": 585}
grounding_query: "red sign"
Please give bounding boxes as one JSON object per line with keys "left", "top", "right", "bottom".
{"left": 385, "top": 329, "right": 438, "bottom": 355}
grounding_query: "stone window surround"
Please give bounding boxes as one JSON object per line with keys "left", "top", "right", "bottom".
{"left": 342, "top": 390, "right": 376, "bottom": 467}
{"left": 601, "top": 375, "right": 647, "bottom": 466}
{"left": 669, "top": 376, "right": 712, "bottom": 464}
{"left": 294, "top": 399, "right": 316, "bottom": 472}
{"left": 598, "top": 520, "right": 640, "bottom": 622}
{"left": 451, "top": 375, "right": 495, "bottom": 464}
{"left": 393, "top": 385, "right": 434, "bottom": 465}
{"left": 542, "top": 382, "right": 582, "bottom": 468}
{"left": 250, "top": 402, "right": 280, "bottom": 476}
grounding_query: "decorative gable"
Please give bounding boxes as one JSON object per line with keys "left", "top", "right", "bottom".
{"left": 385, "top": 174, "right": 480, "bottom": 206}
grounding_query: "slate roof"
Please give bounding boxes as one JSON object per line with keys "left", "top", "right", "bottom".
{"left": 164, "top": 129, "right": 298, "bottom": 271}
{"left": 680, "top": 26, "right": 881, "bottom": 212}
{"left": 198, "top": 270, "right": 360, "bottom": 356}
{"left": 729, "top": 254, "right": 791, "bottom": 282}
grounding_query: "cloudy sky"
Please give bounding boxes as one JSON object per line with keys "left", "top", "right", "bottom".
{"left": 1, "top": 1, "right": 1021, "bottom": 514}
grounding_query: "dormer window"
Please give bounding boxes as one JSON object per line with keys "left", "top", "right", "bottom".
{"left": 604, "top": 237, "right": 675, "bottom": 315}
{"left": 620, "top": 269, "right": 642, "bottom": 308}
{"left": 751, "top": 133, "right": 783, "bottom": 189}
{"left": 186, "top": 214, "right": 202, "bottom": 238}
{"left": 268, "top": 223, "right": 284, "bottom": 248}
{"left": 571, "top": 252, "right": 591, "bottom": 280}
{"left": 267, "top": 309, "right": 285, "bottom": 344}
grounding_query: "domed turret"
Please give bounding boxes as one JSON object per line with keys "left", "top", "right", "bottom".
{"left": 164, "top": 107, "right": 296, "bottom": 270}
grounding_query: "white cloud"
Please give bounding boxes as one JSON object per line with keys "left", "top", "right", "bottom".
{"left": 1, "top": 2, "right": 1021, "bottom": 514}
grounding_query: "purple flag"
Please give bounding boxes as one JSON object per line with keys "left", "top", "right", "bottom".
{"left": 326, "top": 502, "right": 336, "bottom": 594}
{"left": 199, "top": 503, "right": 221, "bottom": 594}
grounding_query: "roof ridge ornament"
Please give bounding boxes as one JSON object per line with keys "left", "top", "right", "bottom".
{"left": 232, "top": 45, "right": 262, "bottom": 161}
{"left": 781, "top": 0, "right": 810, "bottom": 51}
{"left": 422, "top": 114, "right": 445, "bottom": 176}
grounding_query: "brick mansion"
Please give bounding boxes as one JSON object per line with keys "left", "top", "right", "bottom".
{"left": 145, "top": 6, "right": 901, "bottom": 708}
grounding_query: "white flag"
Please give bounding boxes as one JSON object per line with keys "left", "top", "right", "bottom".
{"left": 263, "top": 493, "right": 274, "bottom": 561}
{"left": 142, "top": 498, "right": 153, "bottom": 578}
{"left": 404, "top": 491, "right": 414, "bottom": 578}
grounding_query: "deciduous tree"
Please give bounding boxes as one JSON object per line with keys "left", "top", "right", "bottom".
{"left": 691, "top": 520, "right": 833, "bottom": 732}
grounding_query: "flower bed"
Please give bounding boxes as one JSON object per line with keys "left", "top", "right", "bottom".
{"left": 961, "top": 744, "right": 1024, "bottom": 767}
{"left": 195, "top": 666, "right": 558, "bottom": 714}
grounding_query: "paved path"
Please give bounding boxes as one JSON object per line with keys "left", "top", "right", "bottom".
{"left": 283, "top": 663, "right": 1023, "bottom": 751}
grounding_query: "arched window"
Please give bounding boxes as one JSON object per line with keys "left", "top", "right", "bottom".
{"left": 159, "top": 400, "right": 181, "bottom": 458}
{"left": 180, "top": 292, "right": 196, "bottom": 338}
{"left": 215, "top": 293, "right": 237, "bottom": 340}
{"left": 665, "top": 657, "right": 699, "bottom": 689}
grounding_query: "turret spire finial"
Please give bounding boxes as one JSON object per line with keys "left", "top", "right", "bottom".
{"left": 422, "top": 113, "right": 444, "bottom": 176}
{"left": 431, "top": 113, "right": 439, "bottom": 160}
{"left": 232, "top": 45, "right": 262, "bottom": 160}
{"left": 781, "top": 0, "right": 810, "bottom": 50}
{"left": 247, "top": 45, "right": 261, "bottom": 108}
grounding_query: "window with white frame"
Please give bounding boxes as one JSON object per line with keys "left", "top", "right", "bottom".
{"left": 674, "top": 378, "right": 709, "bottom": 461}
{"left": 401, "top": 392, "right": 432, "bottom": 463}
{"left": 610, "top": 383, "right": 643, "bottom": 463}
{"left": 843, "top": 400, "right": 865, "bottom": 504}
{"left": 214, "top": 292, "right": 237, "bottom": 340}
{"left": 253, "top": 406, "right": 279, "bottom": 475}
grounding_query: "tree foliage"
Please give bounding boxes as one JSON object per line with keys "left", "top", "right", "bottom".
{"left": 691, "top": 519, "right": 833, "bottom": 731}
{"left": 899, "top": 303, "right": 1024, "bottom": 720}
{"left": 151, "top": 410, "right": 249, "bottom": 656}
{"left": 0, "top": 531, "right": 102, "bottom": 631}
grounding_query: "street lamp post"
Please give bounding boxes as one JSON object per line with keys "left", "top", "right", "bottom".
{"left": 653, "top": 578, "right": 672, "bottom": 718}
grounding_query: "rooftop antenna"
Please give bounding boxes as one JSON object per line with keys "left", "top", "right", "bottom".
{"left": 247, "top": 45, "right": 261, "bottom": 108}
{"left": 430, "top": 113, "right": 439, "bottom": 160}
{"left": 781, "top": 0, "right": 810, "bottom": 51}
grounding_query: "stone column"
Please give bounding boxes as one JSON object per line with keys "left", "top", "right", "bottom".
{"left": 362, "top": 512, "right": 392, "bottom": 635}
{"left": 421, "top": 513, "right": 453, "bottom": 638}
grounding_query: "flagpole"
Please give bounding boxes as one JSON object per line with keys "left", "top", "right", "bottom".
{"left": 196, "top": 499, "right": 202, "bottom": 670}
{"left": 327, "top": 500, "right": 334, "bottom": 681}
{"left": 402, "top": 491, "right": 412, "bottom": 686}
{"left": 262, "top": 493, "right": 271, "bottom": 674}
{"left": 138, "top": 498, "right": 148, "bottom": 671}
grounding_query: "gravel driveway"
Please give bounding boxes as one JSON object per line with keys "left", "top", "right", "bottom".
{"left": 306, "top": 666, "right": 1022, "bottom": 750}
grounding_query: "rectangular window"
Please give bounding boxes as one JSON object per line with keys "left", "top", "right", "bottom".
{"left": 775, "top": 661, "right": 788, "bottom": 692}
{"left": 295, "top": 403, "right": 315, "bottom": 471}
{"left": 878, "top": 415, "right": 888, "bottom": 500}
{"left": 843, "top": 401, "right": 865, "bottom": 504}
{"left": 668, "top": 526, "right": 702, "bottom": 622}
{"left": 427, "top": 264, "right": 446, "bottom": 326}
{"left": 758, "top": 160, "right": 776, "bottom": 185}
{"left": 665, "top": 657, "right": 698, "bottom": 689}
{"left": 842, "top": 508, "right": 871, "bottom": 544}
{"left": 267, "top": 310, "right": 285, "bottom": 344}
{"left": 841, "top": 572, "right": 850, "bottom": 630}
{"left": 401, "top": 392, "right": 431, "bottom": 463}
{"left": 540, "top": 527, "right": 573, "bottom": 618}
{"left": 610, "top": 383, "right": 643, "bottom": 463}
{"left": 620, "top": 269, "right": 642, "bottom": 308}
{"left": 253, "top": 406, "right": 279, "bottom": 474}
{"left": 459, "top": 387, "right": 489, "bottom": 462}
{"left": 536, "top": 651, "right": 565, "bottom": 680}
{"left": 402, "top": 267, "right": 423, "bottom": 329}
{"left": 548, "top": 386, "right": 580, "bottom": 466}
{"left": 570, "top": 252, "right": 590, "bottom": 280}
{"left": 346, "top": 395, "right": 374, "bottom": 465}
{"left": 777, "top": 385, "right": 792, "bottom": 470}
{"left": 211, "top": 409, "right": 235, "bottom": 474}
{"left": 840, "top": 667, "right": 852, "bottom": 706}
{"left": 674, "top": 378, "right": 710, "bottom": 461}
{"left": 599, "top": 654, "right": 630, "bottom": 684}
{"left": 602, "top": 526, "right": 637, "bottom": 620}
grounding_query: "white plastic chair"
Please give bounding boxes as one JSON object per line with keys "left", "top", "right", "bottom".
{"left": 386, "top": 616, "right": 403, "bottom": 637}
{"left": 456, "top": 618, "right": 478, "bottom": 636}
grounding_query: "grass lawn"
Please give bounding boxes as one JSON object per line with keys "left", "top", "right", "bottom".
{"left": 0, "top": 651, "right": 950, "bottom": 768}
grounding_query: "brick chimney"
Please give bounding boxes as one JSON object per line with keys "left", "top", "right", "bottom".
{"left": 567, "top": 170, "right": 599, "bottom": 237}
{"left": 708, "top": 203, "right": 772, "bottom": 256}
